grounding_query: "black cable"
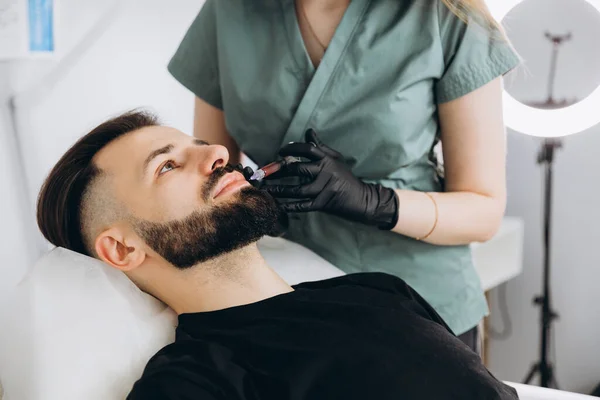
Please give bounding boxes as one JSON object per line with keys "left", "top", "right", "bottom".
{"left": 488, "top": 282, "right": 513, "bottom": 340}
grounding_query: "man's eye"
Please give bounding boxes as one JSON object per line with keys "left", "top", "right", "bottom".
{"left": 158, "top": 160, "right": 177, "bottom": 176}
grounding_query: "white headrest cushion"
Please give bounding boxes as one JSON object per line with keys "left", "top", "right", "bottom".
{"left": 0, "top": 247, "right": 177, "bottom": 400}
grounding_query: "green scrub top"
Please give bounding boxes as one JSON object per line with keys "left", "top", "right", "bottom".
{"left": 168, "top": 0, "right": 520, "bottom": 335}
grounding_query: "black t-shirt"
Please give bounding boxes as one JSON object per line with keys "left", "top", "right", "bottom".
{"left": 128, "top": 273, "right": 518, "bottom": 399}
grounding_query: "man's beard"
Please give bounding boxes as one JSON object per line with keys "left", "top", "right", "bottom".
{"left": 131, "top": 167, "right": 286, "bottom": 269}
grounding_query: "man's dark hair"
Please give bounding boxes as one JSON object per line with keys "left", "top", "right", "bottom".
{"left": 36, "top": 110, "right": 159, "bottom": 256}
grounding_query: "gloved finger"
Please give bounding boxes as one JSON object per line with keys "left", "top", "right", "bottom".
{"left": 240, "top": 166, "right": 263, "bottom": 188}
{"left": 305, "top": 129, "right": 344, "bottom": 160}
{"left": 278, "top": 200, "right": 316, "bottom": 213}
{"left": 264, "top": 161, "right": 320, "bottom": 180}
{"left": 264, "top": 182, "right": 321, "bottom": 198}
{"left": 279, "top": 142, "right": 326, "bottom": 161}
{"left": 242, "top": 166, "right": 255, "bottom": 181}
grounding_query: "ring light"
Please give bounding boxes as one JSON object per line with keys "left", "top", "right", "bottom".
{"left": 488, "top": 0, "right": 600, "bottom": 137}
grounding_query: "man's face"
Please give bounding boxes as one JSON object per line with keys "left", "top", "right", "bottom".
{"left": 94, "top": 126, "right": 283, "bottom": 268}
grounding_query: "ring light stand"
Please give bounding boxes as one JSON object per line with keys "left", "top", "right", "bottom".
{"left": 488, "top": 0, "right": 600, "bottom": 388}
{"left": 521, "top": 32, "right": 574, "bottom": 389}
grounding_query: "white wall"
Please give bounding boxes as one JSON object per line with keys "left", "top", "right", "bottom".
{"left": 2, "top": 0, "right": 600, "bottom": 395}
{"left": 12, "top": 0, "right": 202, "bottom": 201}
{"left": 488, "top": 0, "right": 600, "bottom": 394}
{"left": 0, "top": 65, "right": 38, "bottom": 293}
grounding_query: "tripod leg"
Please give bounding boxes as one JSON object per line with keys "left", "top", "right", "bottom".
{"left": 548, "top": 365, "right": 559, "bottom": 389}
{"left": 523, "top": 363, "right": 539, "bottom": 385}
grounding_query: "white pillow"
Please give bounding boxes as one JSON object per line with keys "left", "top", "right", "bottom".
{"left": 0, "top": 237, "right": 344, "bottom": 400}
{"left": 0, "top": 247, "right": 177, "bottom": 400}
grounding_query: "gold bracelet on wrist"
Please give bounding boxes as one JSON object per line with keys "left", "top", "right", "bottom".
{"left": 416, "top": 192, "right": 438, "bottom": 241}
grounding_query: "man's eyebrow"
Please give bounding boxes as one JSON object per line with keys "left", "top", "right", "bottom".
{"left": 143, "top": 144, "right": 174, "bottom": 177}
{"left": 142, "top": 139, "right": 209, "bottom": 178}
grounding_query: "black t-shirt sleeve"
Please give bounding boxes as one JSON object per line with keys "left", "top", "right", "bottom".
{"left": 127, "top": 371, "right": 221, "bottom": 400}
{"left": 127, "top": 343, "right": 237, "bottom": 400}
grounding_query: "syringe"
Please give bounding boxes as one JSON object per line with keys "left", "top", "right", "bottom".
{"left": 249, "top": 156, "right": 302, "bottom": 181}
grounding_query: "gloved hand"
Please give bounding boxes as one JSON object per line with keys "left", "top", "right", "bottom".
{"left": 264, "top": 129, "right": 399, "bottom": 230}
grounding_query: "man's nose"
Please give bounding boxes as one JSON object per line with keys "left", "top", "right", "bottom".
{"left": 197, "top": 145, "right": 229, "bottom": 175}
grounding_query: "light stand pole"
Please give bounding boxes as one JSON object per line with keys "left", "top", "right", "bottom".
{"left": 522, "top": 138, "right": 561, "bottom": 388}
{"left": 522, "top": 31, "right": 574, "bottom": 389}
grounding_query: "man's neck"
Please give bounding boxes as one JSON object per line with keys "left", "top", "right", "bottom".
{"left": 152, "top": 244, "right": 294, "bottom": 315}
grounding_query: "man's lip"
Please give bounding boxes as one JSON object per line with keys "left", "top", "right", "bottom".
{"left": 212, "top": 172, "right": 248, "bottom": 199}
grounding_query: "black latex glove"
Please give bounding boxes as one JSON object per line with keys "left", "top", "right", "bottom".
{"left": 236, "top": 164, "right": 261, "bottom": 187}
{"left": 264, "top": 129, "right": 399, "bottom": 230}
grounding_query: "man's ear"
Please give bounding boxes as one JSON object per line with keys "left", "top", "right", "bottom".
{"left": 94, "top": 227, "right": 146, "bottom": 271}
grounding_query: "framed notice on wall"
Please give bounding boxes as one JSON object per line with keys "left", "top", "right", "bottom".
{"left": 0, "top": 0, "right": 56, "bottom": 59}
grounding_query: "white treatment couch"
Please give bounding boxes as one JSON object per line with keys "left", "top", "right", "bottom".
{"left": 506, "top": 382, "right": 598, "bottom": 400}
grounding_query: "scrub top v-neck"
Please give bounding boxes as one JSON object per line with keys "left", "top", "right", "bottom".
{"left": 280, "top": 0, "right": 368, "bottom": 147}
{"left": 167, "top": 0, "right": 520, "bottom": 335}
{"left": 294, "top": 0, "right": 329, "bottom": 68}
